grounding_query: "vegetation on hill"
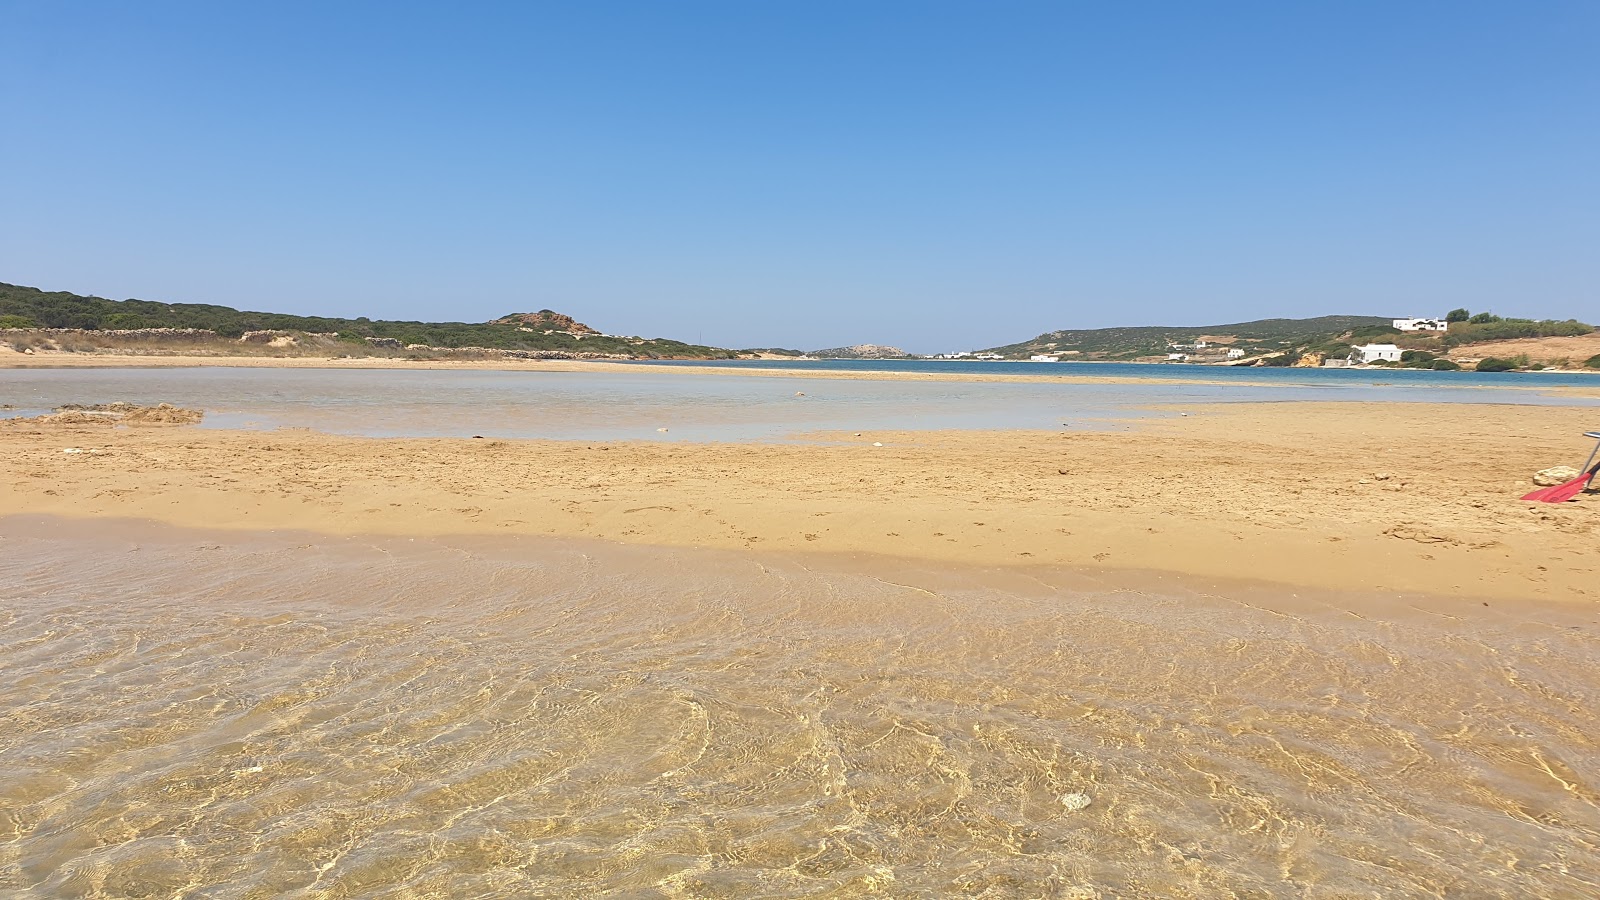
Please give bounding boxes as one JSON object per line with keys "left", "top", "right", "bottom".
{"left": 983, "top": 315, "right": 1395, "bottom": 361}
{"left": 0, "top": 282, "right": 735, "bottom": 358}
{"left": 984, "top": 309, "right": 1595, "bottom": 368}
{"left": 1436, "top": 312, "right": 1592, "bottom": 347}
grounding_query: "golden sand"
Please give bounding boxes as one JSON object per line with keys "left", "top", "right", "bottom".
{"left": 6, "top": 399, "right": 1596, "bottom": 603}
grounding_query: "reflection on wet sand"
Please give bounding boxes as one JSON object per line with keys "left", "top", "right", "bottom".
{"left": 3, "top": 519, "right": 1596, "bottom": 897}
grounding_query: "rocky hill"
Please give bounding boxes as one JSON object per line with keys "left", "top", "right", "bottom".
{"left": 810, "top": 344, "right": 910, "bottom": 359}
{"left": 490, "top": 310, "right": 599, "bottom": 334}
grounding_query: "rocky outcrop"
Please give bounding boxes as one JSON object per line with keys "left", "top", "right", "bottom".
{"left": 810, "top": 344, "right": 911, "bottom": 359}
{"left": 10, "top": 402, "right": 204, "bottom": 426}
{"left": 490, "top": 311, "right": 598, "bottom": 334}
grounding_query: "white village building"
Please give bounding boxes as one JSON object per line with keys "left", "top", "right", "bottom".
{"left": 1393, "top": 317, "right": 1447, "bottom": 332}
{"left": 1351, "top": 343, "right": 1403, "bottom": 364}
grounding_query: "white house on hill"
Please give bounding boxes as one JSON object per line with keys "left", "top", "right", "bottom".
{"left": 1352, "top": 343, "right": 1403, "bottom": 364}
{"left": 1393, "top": 317, "right": 1447, "bottom": 332}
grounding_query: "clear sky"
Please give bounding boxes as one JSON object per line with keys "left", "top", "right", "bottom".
{"left": 3, "top": 2, "right": 1596, "bottom": 352}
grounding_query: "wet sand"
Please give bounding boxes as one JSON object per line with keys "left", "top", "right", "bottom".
{"left": 4, "top": 400, "right": 1597, "bottom": 602}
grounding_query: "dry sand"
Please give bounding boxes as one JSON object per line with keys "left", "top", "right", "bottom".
{"left": 1449, "top": 332, "right": 1600, "bottom": 365}
{"left": 5, "top": 400, "right": 1597, "bottom": 603}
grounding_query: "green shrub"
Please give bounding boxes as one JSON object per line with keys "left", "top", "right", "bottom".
{"left": 1430, "top": 359, "right": 1461, "bottom": 370}
{"left": 1585, "top": 354, "right": 1600, "bottom": 370}
{"left": 0, "top": 314, "right": 36, "bottom": 328}
{"left": 1349, "top": 325, "right": 1402, "bottom": 341}
{"left": 1444, "top": 318, "right": 1592, "bottom": 347}
{"left": 1446, "top": 308, "right": 1470, "bottom": 323}
{"left": 1475, "top": 357, "right": 1516, "bottom": 372}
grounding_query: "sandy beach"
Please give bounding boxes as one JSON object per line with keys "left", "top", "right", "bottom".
{"left": 6, "top": 396, "right": 1596, "bottom": 603}
{"left": 7, "top": 367, "right": 1600, "bottom": 895}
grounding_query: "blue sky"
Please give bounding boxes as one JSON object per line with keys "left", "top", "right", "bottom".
{"left": 3, "top": 2, "right": 1596, "bottom": 352}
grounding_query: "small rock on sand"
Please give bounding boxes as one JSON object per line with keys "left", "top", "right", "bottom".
{"left": 1534, "top": 465, "right": 1582, "bottom": 486}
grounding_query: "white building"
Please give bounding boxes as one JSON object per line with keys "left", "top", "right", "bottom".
{"left": 1352, "top": 343, "right": 1403, "bottom": 364}
{"left": 1029, "top": 354, "right": 1060, "bottom": 362}
{"left": 1226, "top": 348, "right": 1246, "bottom": 359}
{"left": 1166, "top": 353, "right": 1189, "bottom": 362}
{"left": 1393, "top": 317, "right": 1447, "bottom": 332}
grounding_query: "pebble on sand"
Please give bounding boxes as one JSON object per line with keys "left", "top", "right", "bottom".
{"left": 1060, "top": 792, "right": 1092, "bottom": 812}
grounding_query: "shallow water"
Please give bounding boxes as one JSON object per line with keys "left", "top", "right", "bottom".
{"left": 3, "top": 518, "right": 1597, "bottom": 897}
{"left": 2, "top": 365, "right": 1595, "bottom": 441}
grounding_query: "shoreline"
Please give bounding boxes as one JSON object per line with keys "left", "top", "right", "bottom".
{"left": 4, "top": 350, "right": 1599, "bottom": 395}
{"left": 6, "top": 399, "right": 1597, "bottom": 604}
{"left": 4, "top": 511, "right": 1569, "bottom": 625}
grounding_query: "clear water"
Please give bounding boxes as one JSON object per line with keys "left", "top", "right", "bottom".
{"left": 3, "top": 520, "right": 1597, "bottom": 897}
{"left": 2, "top": 365, "right": 1595, "bottom": 442}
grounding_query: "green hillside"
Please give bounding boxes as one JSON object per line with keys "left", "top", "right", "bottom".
{"left": 983, "top": 315, "right": 1395, "bottom": 360}
{"left": 0, "top": 282, "right": 735, "bottom": 358}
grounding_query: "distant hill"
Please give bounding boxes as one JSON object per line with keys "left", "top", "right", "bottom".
{"left": 0, "top": 282, "right": 734, "bottom": 359}
{"left": 738, "top": 347, "right": 808, "bottom": 357}
{"left": 983, "top": 315, "right": 1397, "bottom": 361}
{"left": 489, "top": 310, "right": 598, "bottom": 334}
{"left": 810, "top": 343, "right": 911, "bottom": 359}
